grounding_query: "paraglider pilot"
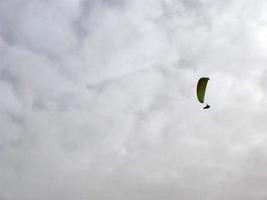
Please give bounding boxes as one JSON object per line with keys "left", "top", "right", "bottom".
{"left": 203, "top": 104, "right": 210, "bottom": 109}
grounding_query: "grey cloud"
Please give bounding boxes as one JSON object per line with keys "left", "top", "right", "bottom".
{"left": 1, "top": 0, "right": 267, "bottom": 200}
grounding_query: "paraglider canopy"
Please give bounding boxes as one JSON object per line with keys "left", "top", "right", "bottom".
{"left": 196, "top": 77, "right": 210, "bottom": 108}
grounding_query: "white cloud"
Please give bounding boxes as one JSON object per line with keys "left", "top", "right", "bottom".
{"left": 1, "top": 0, "right": 267, "bottom": 200}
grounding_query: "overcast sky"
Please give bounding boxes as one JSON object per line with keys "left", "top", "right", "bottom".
{"left": 1, "top": 0, "right": 267, "bottom": 199}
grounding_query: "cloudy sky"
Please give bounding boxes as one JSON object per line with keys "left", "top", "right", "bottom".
{"left": 1, "top": 0, "right": 267, "bottom": 199}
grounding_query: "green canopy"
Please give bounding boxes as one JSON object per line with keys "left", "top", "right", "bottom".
{"left": 197, "top": 77, "right": 209, "bottom": 103}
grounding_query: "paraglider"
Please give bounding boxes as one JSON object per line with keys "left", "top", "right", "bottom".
{"left": 196, "top": 77, "right": 210, "bottom": 109}
{"left": 203, "top": 104, "right": 210, "bottom": 109}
